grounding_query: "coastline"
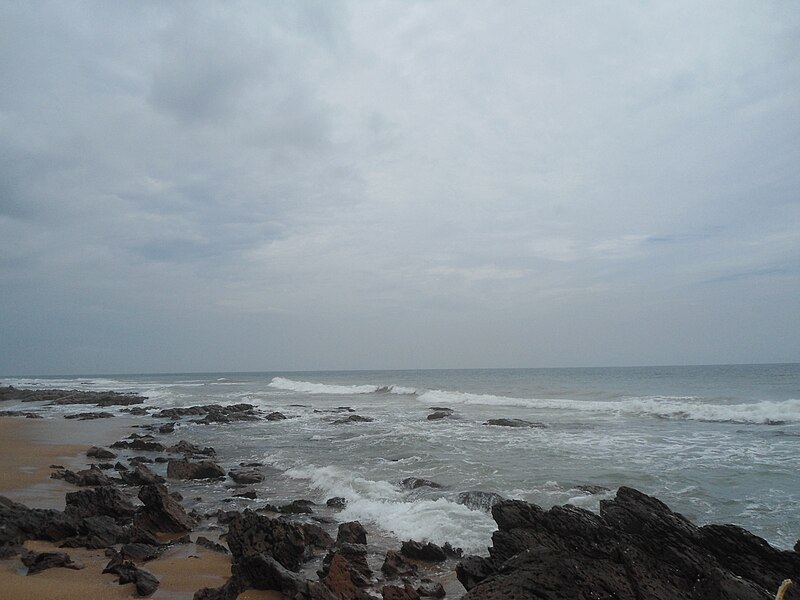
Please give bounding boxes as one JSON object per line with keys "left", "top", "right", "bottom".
{"left": 0, "top": 385, "right": 797, "bottom": 599}
{"left": 0, "top": 416, "right": 277, "bottom": 600}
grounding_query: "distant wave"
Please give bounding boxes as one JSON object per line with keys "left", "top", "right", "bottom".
{"left": 417, "top": 389, "right": 800, "bottom": 425}
{"left": 269, "top": 377, "right": 417, "bottom": 396}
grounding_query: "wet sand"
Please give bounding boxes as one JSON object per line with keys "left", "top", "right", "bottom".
{"left": 0, "top": 416, "right": 279, "bottom": 599}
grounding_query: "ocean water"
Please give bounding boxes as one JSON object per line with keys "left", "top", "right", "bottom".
{"left": 3, "top": 364, "right": 799, "bottom": 553}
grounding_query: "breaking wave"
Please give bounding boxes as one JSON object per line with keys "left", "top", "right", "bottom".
{"left": 417, "top": 390, "right": 800, "bottom": 425}
{"left": 269, "top": 377, "right": 417, "bottom": 396}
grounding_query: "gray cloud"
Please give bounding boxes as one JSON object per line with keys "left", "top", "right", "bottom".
{"left": 1, "top": 1, "right": 799, "bottom": 374}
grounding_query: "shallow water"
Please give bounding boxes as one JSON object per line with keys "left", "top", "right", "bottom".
{"left": 4, "top": 363, "right": 799, "bottom": 552}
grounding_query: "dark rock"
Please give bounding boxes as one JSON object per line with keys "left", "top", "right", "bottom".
{"left": 0, "top": 496, "right": 79, "bottom": 545}
{"left": 65, "top": 486, "right": 136, "bottom": 523}
{"left": 401, "top": 477, "right": 442, "bottom": 490}
{"left": 484, "top": 418, "right": 546, "bottom": 428}
{"left": 111, "top": 438, "right": 165, "bottom": 452}
{"left": 381, "top": 549, "right": 418, "bottom": 579}
{"left": 51, "top": 465, "right": 114, "bottom": 487}
{"left": 128, "top": 406, "right": 149, "bottom": 416}
{"left": 158, "top": 422, "right": 175, "bottom": 433}
{"left": 121, "top": 464, "right": 165, "bottom": 486}
{"left": 64, "top": 514, "right": 127, "bottom": 549}
{"left": 326, "top": 497, "right": 347, "bottom": 508}
{"left": 401, "top": 540, "right": 447, "bottom": 562}
{"left": 196, "top": 536, "right": 229, "bottom": 554}
{"left": 114, "top": 461, "right": 129, "bottom": 471}
{"left": 337, "top": 521, "right": 367, "bottom": 546}
{"left": 21, "top": 550, "right": 84, "bottom": 574}
{"left": 0, "top": 410, "right": 43, "bottom": 418}
{"left": 64, "top": 411, "right": 114, "bottom": 420}
{"left": 458, "top": 486, "right": 800, "bottom": 600}
{"left": 96, "top": 462, "right": 115, "bottom": 470}
{"left": 154, "top": 403, "right": 258, "bottom": 424}
{"left": 232, "top": 489, "right": 257, "bottom": 499}
{"left": 229, "top": 469, "right": 264, "bottom": 484}
{"left": 332, "top": 414, "right": 374, "bottom": 424}
{"left": 456, "top": 490, "right": 506, "bottom": 512}
{"left": 167, "top": 458, "right": 225, "bottom": 480}
{"left": 133, "top": 483, "right": 194, "bottom": 538}
{"left": 279, "top": 499, "right": 315, "bottom": 514}
{"left": 167, "top": 440, "right": 216, "bottom": 457}
{"left": 426, "top": 411, "right": 451, "bottom": 420}
{"left": 416, "top": 579, "right": 446, "bottom": 598}
{"left": 265, "top": 411, "right": 287, "bottom": 421}
{"left": 154, "top": 456, "right": 169, "bottom": 463}
{"left": 121, "top": 542, "right": 161, "bottom": 562}
{"left": 225, "top": 510, "right": 332, "bottom": 571}
{"left": 382, "top": 581, "right": 421, "bottom": 600}
{"left": 103, "top": 549, "right": 160, "bottom": 596}
{"left": 129, "top": 456, "right": 154, "bottom": 464}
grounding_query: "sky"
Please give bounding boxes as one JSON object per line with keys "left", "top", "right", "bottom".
{"left": 1, "top": 1, "right": 799, "bottom": 375}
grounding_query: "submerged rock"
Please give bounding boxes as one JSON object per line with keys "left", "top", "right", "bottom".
{"left": 332, "top": 414, "right": 374, "bottom": 424}
{"left": 456, "top": 490, "right": 506, "bottom": 512}
{"left": 401, "top": 477, "right": 442, "bottom": 490}
{"left": 484, "top": 418, "right": 546, "bottom": 428}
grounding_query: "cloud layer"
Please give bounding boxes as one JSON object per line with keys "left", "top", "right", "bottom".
{"left": 1, "top": 1, "right": 798, "bottom": 374}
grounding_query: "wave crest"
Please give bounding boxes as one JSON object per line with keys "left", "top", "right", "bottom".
{"left": 269, "top": 377, "right": 416, "bottom": 396}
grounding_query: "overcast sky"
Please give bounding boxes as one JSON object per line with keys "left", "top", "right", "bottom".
{"left": 1, "top": 1, "right": 799, "bottom": 375}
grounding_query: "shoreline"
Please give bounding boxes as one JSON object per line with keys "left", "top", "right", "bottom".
{"left": 0, "top": 416, "right": 278, "bottom": 600}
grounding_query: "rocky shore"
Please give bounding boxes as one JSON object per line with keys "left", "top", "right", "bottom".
{"left": 0, "top": 386, "right": 797, "bottom": 599}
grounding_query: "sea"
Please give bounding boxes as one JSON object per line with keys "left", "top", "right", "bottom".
{"left": 3, "top": 364, "right": 799, "bottom": 554}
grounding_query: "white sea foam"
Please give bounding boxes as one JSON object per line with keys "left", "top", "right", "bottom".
{"left": 269, "top": 377, "right": 416, "bottom": 396}
{"left": 283, "top": 464, "right": 494, "bottom": 552}
{"left": 417, "top": 389, "right": 800, "bottom": 424}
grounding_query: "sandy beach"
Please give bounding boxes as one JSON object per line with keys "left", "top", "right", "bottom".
{"left": 0, "top": 416, "right": 277, "bottom": 600}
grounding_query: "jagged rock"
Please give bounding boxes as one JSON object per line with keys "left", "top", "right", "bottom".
{"left": 167, "top": 440, "right": 216, "bottom": 457}
{"left": 456, "top": 490, "right": 506, "bottom": 512}
{"left": 50, "top": 465, "right": 114, "bottom": 487}
{"left": 0, "top": 496, "right": 78, "bottom": 544}
{"left": 231, "top": 552, "right": 340, "bottom": 599}
{"left": 61, "top": 515, "right": 128, "bottom": 548}
{"left": 167, "top": 458, "right": 225, "bottom": 480}
{"left": 326, "top": 497, "right": 347, "bottom": 508}
{"left": 458, "top": 487, "right": 800, "bottom": 600}
{"left": 121, "top": 464, "right": 165, "bottom": 486}
{"left": 484, "top": 418, "right": 546, "bottom": 428}
{"left": 121, "top": 543, "right": 161, "bottom": 562}
{"left": 337, "top": 521, "right": 368, "bottom": 546}
{"left": 229, "top": 469, "right": 263, "bottom": 484}
{"left": 332, "top": 415, "right": 374, "bottom": 424}
{"left": 381, "top": 550, "right": 418, "bottom": 579}
{"left": 114, "top": 462, "right": 129, "bottom": 471}
{"left": 133, "top": 483, "right": 194, "bottom": 538}
{"left": 103, "top": 549, "right": 160, "bottom": 596}
{"left": 196, "top": 536, "right": 229, "bottom": 554}
{"left": 21, "top": 550, "right": 84, "bottom": 574}
{"left": 401, "top": 540, "right": 447, "bottom": 562}
{"left": 226, "top": 510, "right": 332, "bottom": 571}
{"left": 65, "top": 486, "right": 136, "bottom": 523}
{"left": 128, "top": 406, "right": 149, "bottom": 416}
{"left": 382, "top": 581, "right": 420, "bottom": 600}
{"left": 401, "top": 477, "right": 442, "bottom": 490}
{"left": 158, "top": 422, "right": 175, "bottom": 433}
{"left": 320, "top": 543, "right": 372, "bottom": 588}
{"left": 86, "top": 446, "right": 117, "bottom": 459}
{"left": 153, "top": 403, "right": 258, "bottom": 424}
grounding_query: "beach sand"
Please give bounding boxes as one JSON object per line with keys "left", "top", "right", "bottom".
{"left": 0, "top": 416, "right": 279, "bottom": 599}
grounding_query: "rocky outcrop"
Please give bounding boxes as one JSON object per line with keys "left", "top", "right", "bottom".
{"left": 400, "top": 477, "right": 442, "bottom": 490}
{"left": 152, "top": 404, "right": 259, "bottom": 424}
{"left": 225, "top": 510, "right": 332, "bottom": 571}
{"left": 64, "top": 487, "right": 136, "bottom": 523}
{"left": 337, "top": 522, "right": 367, "bottom": 546}
{"left": 456, "top": 490, "right": 505, "bottom": 512}
{"left": 381, "top": 549, "right": 418, "bottom": 579}
{"left": 104, "top": 548, "right": 160, "bottom": 596}
{"left": 457, "top": 486, "right": 800, "bottom": 599}
{"left": 332, "top": 415, "right": 374, "bottom": 424}
{"left": 0, "top": 387, "right": 145, "bottom": 407}
{"left": 120, "top": 464, "right": 166, "bottom": 486}
{"left": 228, "top": 469, "right": 263, "bottom": 484}
{"left": 133, "top": 483, "right": 194, "bottom": 539}
{"left": 166, "top": 440, "right": 216, "bottom": 457}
